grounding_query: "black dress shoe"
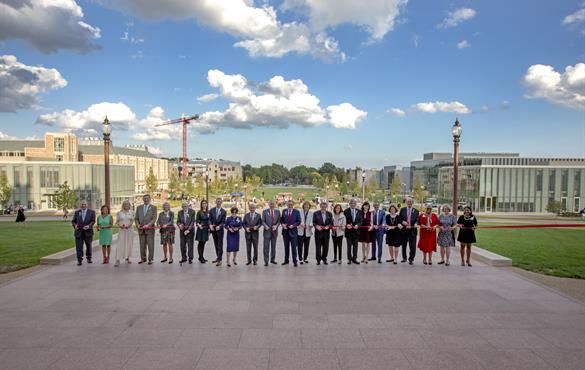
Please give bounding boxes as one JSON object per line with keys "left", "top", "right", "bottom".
{"left": 147, "top": 261, "right": 153, "bottom": 265}
{"left": 368, "top": 257, "right": 376, "bottom": 261}
{"left": 401, "top": 259, "right": 407, "bottom": 263}
{"left": 316, "top": 261, "right": 320, "bottom": 265}
{"left": 323, "top": 261, "right": 328, "bottom": 265}
{"left": 352, "top": 259, "right": 360, "bottom": 264}
{"left": 409, "top": 260, "right": 413, "bottom": 265}
{"left": 300, "top": 261, "right": 304, "bottom": 265}
{"left": 77, "top": 261, "right": 82, "bottom": 266}
{"left": 378, "top": 259, "right": 382, "bottom": 264}
{"left": 253, "top": 261, "right": 257, "bottom": 265}
{"left": 87, "top": 259, "right": 93, "bottom": 264}
{"left": 246, "top": 261, "right": 252, "bottom": 266}
{"left": 179, "top": 259, "right": 187, "bottom": 263}
{"left": 264, "top": 262, "right": 268, "bottom": 266}
{"left": 282, "top": 262, "right": 289, "bottom": 265}
{"left": 271, "top": 261, "right": 277, "bottom": 265}
{"left": 293, "top": 263, "right": 298, "bottom": 267}
{"left": 188, "top": 260, "right": 193, "bottom": 264}
{"left": 347, "top": 260, "right": 352, "bottom": 264}
{"left": 138, "top": 260, "right": 146, "bottom": 264}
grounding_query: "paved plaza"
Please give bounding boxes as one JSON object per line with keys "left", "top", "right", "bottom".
{"left": 0, "top": 234, "right": 584, "bottom": 370}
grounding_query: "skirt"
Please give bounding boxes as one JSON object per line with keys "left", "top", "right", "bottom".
{"left": 457, "top": 229, "right": 476, "bottom": 244}
{"left": 160, "top": 228, "right": 175, "bottom": 244}
{"left": 385, "top": 229, "right": 401, "bottom": 246}
{"left": 358, "top": 228, "right": 372, "bottom": 243}
{"left": 437, "top": 230, "right": 455, "bottom": 247}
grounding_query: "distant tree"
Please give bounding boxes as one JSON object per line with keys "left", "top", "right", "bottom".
{"left": 412, "top": 175, "right": 426, "bottom": 204}
{"left": 244, "top": 174, "right": 262, "bottom": 197}
{"left": 184, "top": 179, "right": 196, "bottom": 199}
{"left": 53, "top": 181, "right": 78, "bottom": 210}
{"left": 546, "top": 200, "right": 562, "bottom": 215}
{"left": 194, "top": 176, "right": 205, "bottom": 199}
{"left": 389, "top": 173, "right": 402, "bottom": 202}
{"left": 168, "top": 169, "right": 181, "bottom": 196}
{"left": 145, "top": 167, "right": 158, "bottom": 195}
{"left": 0, "top": 173, "right": 12, "bottom": 207}
{"left": 366, "top": 177, "right": 378, "bottom": 197}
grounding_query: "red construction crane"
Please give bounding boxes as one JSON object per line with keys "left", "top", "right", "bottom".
{"left": 154, "top": 114, "right": 199, "bottom": 178}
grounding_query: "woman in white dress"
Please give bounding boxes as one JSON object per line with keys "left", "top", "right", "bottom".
{"left": 114, "top": 200, "right": 135, "bottom": 266}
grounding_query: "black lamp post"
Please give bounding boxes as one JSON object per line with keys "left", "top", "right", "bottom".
{"left": 452, "top": 118, "right": 462, "bottom": 215}
{"left": 205, "top": 169, "right": 209, "bottom": 203}
{"left": 102, "top": 117, "right": 112, "bottom": 208}
{"left": 361, "top": 171, "right": 366, "bottom": 201}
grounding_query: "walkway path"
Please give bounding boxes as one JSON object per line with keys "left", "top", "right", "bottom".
{"left": 0, "top": 234, "right": 583, "bottom": 369}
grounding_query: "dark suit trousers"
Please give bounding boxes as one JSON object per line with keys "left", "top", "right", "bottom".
{"left": 245, "top": 231, "right": 259, "bottom": 262}
{"left": 283, "top": 233, "right": 298, "bottom": 263}
{"left": 401, "top": 230, "right": 417, "bottom": 261}
{"left": 315, "top": 234, "right": 329, "bottom": 262}
{"left": 211, "top": 229, "right": 224, "bottom": 260}
{"left": 332, "top": 235, "right": 343, "bottom": 260}
{"left": 180, "top": 231, "right": 194, "bottom": 261}
{"left": 370, "top": 230, "right": 385, "bottom": 260}
{"left": 263, "top": 232, "right": 277, "bottom": 263}
{"left": 346, "top": 231, "right": 359, "bottom": 261}
{"left": 139, "top": 230, "right": 155, "bottom": 261}
{"left": 297, "top": 235, "right": 310, "bottom": 261}
{"left": 75, "top": 230, "right": 93, "bottom": 261}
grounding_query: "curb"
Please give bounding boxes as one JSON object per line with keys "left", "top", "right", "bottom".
{"left": 456, "top": 243, "right": 512, "bottom": 267}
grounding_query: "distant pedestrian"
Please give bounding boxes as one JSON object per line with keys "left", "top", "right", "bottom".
{"left": 63, "top": 207, "right": 69, "bottom": 220}
{"left": 457, "top": 206, "right": 477, "bottom": 267}
{"left": 15, "top": 206, "right": 26, "bottom": 226}
{"left": 97, "top": 205, "right": 113, "bottom": 264}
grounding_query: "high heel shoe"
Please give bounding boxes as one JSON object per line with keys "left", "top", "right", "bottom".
{"left": 168, "top": 259, "right": 173, "bottom": 264}
{"left": 160, "top": 258, "right": 168, "bottom": 263}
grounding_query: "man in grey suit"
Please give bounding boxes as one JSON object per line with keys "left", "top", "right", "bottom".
{"left": 243, "top": 203, "right": 262, "bottom": 266}
{"left": 177, "top": 202, "right": 195, "bottom": 264}
{"left": 261, "top": 200, "right": 280, "bottom": 266}
{"left": 135, "top": 194, "right": 157, "bottom": 264}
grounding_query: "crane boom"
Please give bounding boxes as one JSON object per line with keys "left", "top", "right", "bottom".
{"left": 153, "top": 114, "right": 199, "bottom": 178}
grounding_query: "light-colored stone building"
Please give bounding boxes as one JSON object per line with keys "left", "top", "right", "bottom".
{"left": 176, "top": 159, "right": 243, "bottom": 182}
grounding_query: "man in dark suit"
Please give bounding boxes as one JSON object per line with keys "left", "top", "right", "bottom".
{"left": 399, "top": 197, "right": 419, "bottom": 265}
{"left": 177, "top": 202, "right": 195, "bottom": 264}
{"left": 369, "top": 202, "right": 386, "bottom": 263}
{"left": 243, "top": 203, "right": 262, "bottom": 265}
{"left": 281, "top": 200, "right": 301, "bottom": 267}
{"left": 71, "top": 200, "right": 95, "bottom": 266}
{"left": 313, "top": 201, "right": 333, "bottom": 265}
{"left": 262, "top": 200, "right": 281, "bottom": 266}
{"left": 209, "top": 197, "right": 226, "bottom": 266}
{"left": 344, "top": 198, "right": 363, "bottom": 264}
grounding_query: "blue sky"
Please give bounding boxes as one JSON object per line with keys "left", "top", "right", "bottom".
{"left": 0, "top": 0, "right": 584, "bottom": 168}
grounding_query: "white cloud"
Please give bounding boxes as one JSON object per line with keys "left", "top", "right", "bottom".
{"left": 0, "top": 0, "right": 101, "bottom": 53}
{"left": 37, "top": 102, "right": 136, "bottom": 135}
{"left": 562, "top": 8, "right": 585, "bottom": 25}
{"left": 146, "top": 146, "right": 163, "bottom": 156}
{"left": 197, "top": 93, "right": 219, "bottom": 103}
{"left": 120, "top": 21, "right": 144, "bottom": 44}
{"left": 132, "top": 106, "right": 214, "bottom": 141}
{"left": 0, "top": 131, "right": 16, "bottom": 139}
{"left": 0, "top": 55, "right": 67, "bottom": 112}
{"left": 198, "top": 69, "right": 367, "bottom": 130}
{"left": 457, "top": 40, "right": 470, "bottom": 49}
{"left": 500, "top": 100, "right": 511, "bottom": 109}
{"left": 412, "top": 101, "right": 471, "bottom": 114}
{"left": 388, "top": 108, "right": 406, "bottom": 117}
{"left": 522, "top": 63, "right": 585, "bottom": 110}
{"left": 101, "top": 0, "right": 407, "bottom": 60}
{"left": 438, "top": 7, "right": 476, "bottom": 29}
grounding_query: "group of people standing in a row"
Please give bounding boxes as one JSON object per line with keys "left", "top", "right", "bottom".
{"left": 72, "top": 195, "right": 478, "bottom": 268}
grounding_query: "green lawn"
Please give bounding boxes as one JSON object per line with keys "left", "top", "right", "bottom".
{"left": 0, "top": 221, "right": 101, "bottom": 274}
{"left": 476, "top": 228, "right": 585, "bottom": 279}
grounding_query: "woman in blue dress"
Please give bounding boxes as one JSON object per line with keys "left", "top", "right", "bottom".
{"left": 225, "top": 206, "right": 242, "bottom": 267}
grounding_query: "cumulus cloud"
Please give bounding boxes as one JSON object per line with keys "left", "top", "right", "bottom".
{"left": 0, "top": 0, "right": 101, "bottom": 53}
{"left": 146, "top": 146, "right": 163, "bottom": 156}
{"left": 562, "top": 7, "right": 585, "bottom": 25}
{"left": 388, "top": 108, "right": 406, "bottom": 117}
{"left": 197, "top": 93, "right": 219, "bottom": 103}
{"left": 36, "top": 102, "right": 136, "bottom": 135}
{"left": 412, "top": 101, "right": 471, "bottom": 114}
{"left": 100, "top": 0, "right": 406, "bottom": 60}
{"left": 0, "top": 131, "right": 16, "bottom": 139}
{"left": 198, "top": 69, "right": 366, "bottom": 131}
{"left": 0, "top": 55, "right": 67, "bottom": 112}
{"left": 437, "top": 7, "right": 476, "bottom": 29}
{"left": 457, "top": 40, "right": 470, "bottom": 49}
{"left": 522, "top": 63, "right": 585, "bottom": 109}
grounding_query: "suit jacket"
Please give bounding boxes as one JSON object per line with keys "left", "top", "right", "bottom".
{"left": 135, "top": 204, "right": 157, "bottom": 234}
{"left": 243, "top": 211, "right": 262, "bottom": 234}
{"left": 209, "top": 207, "right": 226, "bottom": 232}
{"left": 343, "top": 207, "right": 363, "bottom": 237}
{"left": 281, "top": 208, "right": 301, "bottom": 237}
{"left": 399, "top": 207, "right": 419, "bottom": 235}
{"left": 262, "top": 208, "right": 281, "bottom": 237}
{"left": 72, "top": 208, "right": 95, "bottom": 238}
{"left": 177, "top": 209, "right": 196, "bottom": 232}
{"left": 157, "top": 211, "right": 175, "bottom": 228}
{"left": 298, "top": 210, "right": 314, "bottom": 237}
{"left": 313, "top": 210, "right": 333, "bottom": 239}
{"left": 371, "top": 209, "right": 386, "bottom": 234}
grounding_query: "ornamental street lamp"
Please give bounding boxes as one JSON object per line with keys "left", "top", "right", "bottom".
{"left": 452, "top": 118, "right": 463, "bottom": 216}
{"left": 243, "top": 184, "right": 248, "bottom": 214}
{"left": 205, "top": 169, "right": 209, "bottom": 203}
{"left": 102, "top": 117, "right": 112, "bottom": 208}
{"left": 361, "top": 171, "right": 366, "bottom": 201}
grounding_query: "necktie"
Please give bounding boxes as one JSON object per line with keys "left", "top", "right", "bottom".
{"left": 351, "top": 209, "right": 355, "bottom": 222}
{"left": 82, "top": 210, "right": 86, "bottom": 221}
{"left": 271, "top": 210, "right": 274, "bottom": 225}
{"left": 250, "top": 212, "right": 253, "bottom": 225}
{"left": 287, "top": 210, "right": 292, "bottom": 223}
{"left": 407, "top": 208, "right": 411, "bottom": 225}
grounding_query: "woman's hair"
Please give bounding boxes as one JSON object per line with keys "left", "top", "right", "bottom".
{"left": 162, "top": 202, "right": 170, "bottom": 210}
{"left": 333, "top": 204, "right": 342, "bottom": 214}
{"left": 302, "top": 201, "right": 311, "bottom": 210}
{"left": 230, "top": 206, "right": 238, "bottom": 214}
{"left": 101, "top": 205, "right": 110, "bottom": 214}
{"left": 361, "top": 202, "right": 370, "bottom": 213}
{"left": 442, "top": 204, "right": 451, "bottom": 212}
{"left": 389, "top": 205, "right": 398, "bottom": 213}
{"left": 122, "top": 200, "right": 131, "bottom": 210}
{"left": 200, "top": 200, "right": 208, "bottom": 211}
{"left": 463, "top": 206, "right": 473, "bottom": 216}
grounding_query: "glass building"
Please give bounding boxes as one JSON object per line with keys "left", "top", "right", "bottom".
{"left": 437, "top": 157, "right": 585, "bottom": 213}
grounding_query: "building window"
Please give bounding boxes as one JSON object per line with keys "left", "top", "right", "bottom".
{"left": 56, "top": 155, "right": 63, "bottom": 162}
{"left": 548, "top": 169, "right": 556, "bottom": 193}
{"left": 54, "top": 137, "right": 65, "bottom": 152}
{"left": 40, "top": 168, "right": 59, "bottom": 187}
{"left": 575, "top": 170, "right": 581, "bottom": 197}
{"left": 535, "top": 169, "right": 543, "bottom": 192}
{"left": 13, "top": 167, "right": 21, "bottom": 187}
{"left": 575, "top": 198, "right": 581, "bottom": 212}
{"left": 561, "top": 169, "right": 568, "bottom": 196}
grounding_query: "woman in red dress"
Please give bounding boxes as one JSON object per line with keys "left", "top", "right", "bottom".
{"left": 417, "top": 204, "right": 438, "bottom": 265}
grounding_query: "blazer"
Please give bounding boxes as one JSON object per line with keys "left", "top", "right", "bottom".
{"left": 331, "top": 212, "right": 347, "bottom": 237}
{"left": 371, "top": 209, "right": 386, "bottom": 234}
{"left": 262, "top": 208, "right": 281, "bottom": 237}
{"left": 313, "top": 210, "right": 333, "bottom": 239}
{"left": 243, "top": 211, "right": 262, "bottom": 233}
{"left": 72, "top": 208, "right": 95, "bottom": 238}
{"left": 177, "top": 209, "right": 196, "bottom": 231}
{"left": 343, "top": 207, "right": 363, "bottom": 237}
{"left": 298, "top": 209, "right": 314, "bottom": 237}
{"left": 209, "top": 207, "right": 226, "bottom": 232}
{"left": 157, "top": 211, "right": 175, "bottom": 228}
{"left": 281, "top": 208, "right": 301, "bottom": 237}
{"left": 135, "top": 204, "right": 157, "bottom": 233}
{"left": 399, "top": 207, "right": 419, "bottom": 235}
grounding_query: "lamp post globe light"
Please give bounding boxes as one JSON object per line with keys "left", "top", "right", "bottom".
{"left": 452, "top": 118, "right": 462, "bottom": 216}
{"left": 361, "top": 171, "right": 366, "bottom": 201}
{"left": 102, "top": 117, "right": 112, "bottom": 208}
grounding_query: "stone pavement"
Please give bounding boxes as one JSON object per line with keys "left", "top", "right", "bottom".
{"left": 0, "top": 233, "right": 584, "bottom": 370}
